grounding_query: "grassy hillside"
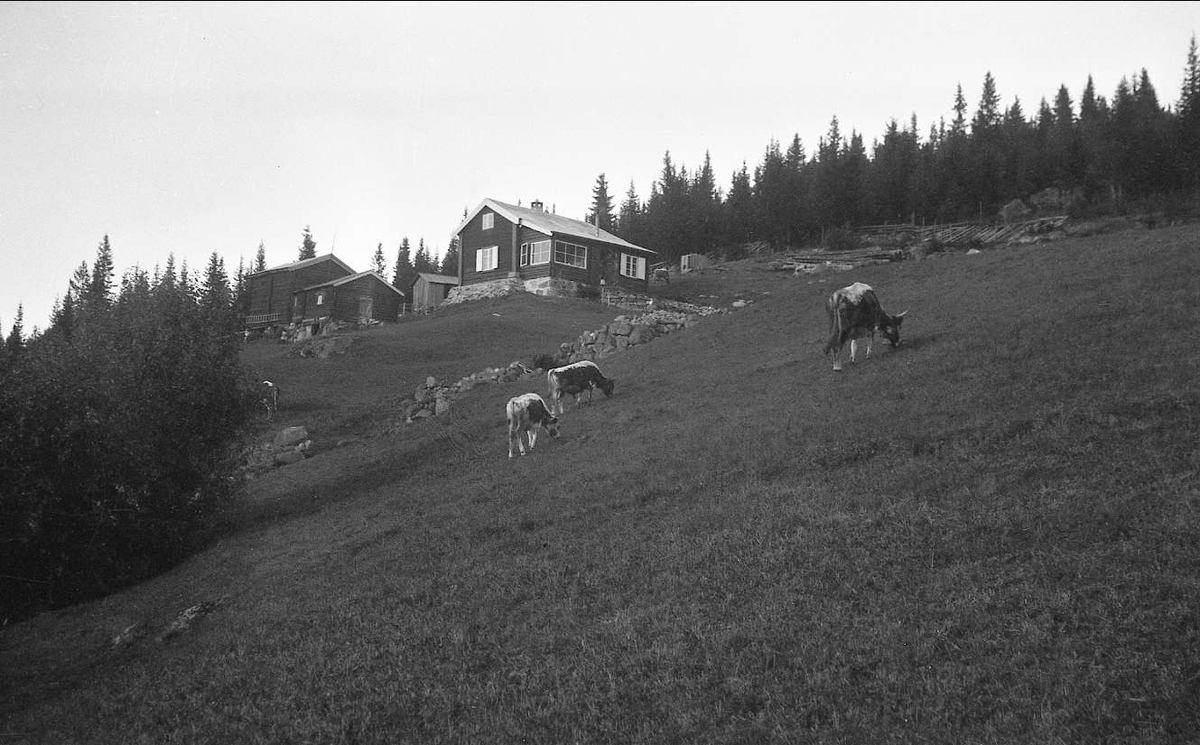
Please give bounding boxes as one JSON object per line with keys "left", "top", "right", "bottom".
{"left": 3, "top": 226, "right": 1199, "bottom": 743}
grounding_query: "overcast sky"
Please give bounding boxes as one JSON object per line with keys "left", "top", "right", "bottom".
{"left": 1, "top": 1, "right": 1196, "bottom": 332}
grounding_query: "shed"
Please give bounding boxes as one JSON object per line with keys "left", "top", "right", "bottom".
{"left": 410, "top": 273, "right": 460, "bottom": 310}
{"left": 293, "top": 271, "right": 406, "bottom": 331}
{"left": 681, "top": 253, "right": 712, "bottom": 273}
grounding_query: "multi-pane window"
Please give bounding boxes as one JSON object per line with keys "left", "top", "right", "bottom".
{"left": 482, "top": 213, "right": 494, "bottom": 230}
{"left": 475, "top": 245, "right": 498, "bottom": 272}
{"left": 554, "top": 241, "right": 587, "bottom": 269}
{"left": 620, "top": 253, "right": 646, "bottom": 280}
{"left": 520, "top": 240, "right": 551, "bottom": 267}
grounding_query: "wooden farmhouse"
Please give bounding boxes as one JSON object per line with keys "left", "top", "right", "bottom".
{"left": 245, "top": 254, "right": 405, "bottom": 336}
{"left": 453, "top": 198, "right": 657, "bottom": 295}
{"left": 410, "top": 272, "right": 460, "bottom": 310}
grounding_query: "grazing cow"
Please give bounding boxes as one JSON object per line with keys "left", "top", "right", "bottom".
{"left": 823, "top": 282, "right": 907, "bottom": 371}
{"left": 506, "top": 393, "right": 560, "bottom": 459}
{"left": 261, "top": 380, "right": 280, "bottom": 415}
{"left": 546, "top": 360, "right": 615, "bottom": 415}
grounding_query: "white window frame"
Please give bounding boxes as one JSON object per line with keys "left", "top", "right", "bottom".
{"left": 520, "top": 240, "right": 551, "bottom": 267}
{"left": 482, "top": 212, "right": 494, "bottom": 230}
{"left": 475, "top": 245, "right": 498, "bottom": 272}
{"left": 554, "top": 241, "right": 588, "bottom": 269}
{"left": 316, "top": 290, "right": 325, "bottom": 306}
{"left": 620, "top": 253, "right": 646, "bottom": 280}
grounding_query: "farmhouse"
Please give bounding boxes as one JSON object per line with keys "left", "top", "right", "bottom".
{"left": 453, "top": 198, "right": 657, "bottom": 297}
{"left": 245, "top": 254, "right": 405, "bottom": 337}
{"left": 410, "top": 272, "right": 460, "bottom": 310}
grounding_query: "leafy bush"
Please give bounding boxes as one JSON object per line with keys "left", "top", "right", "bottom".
{"left": 0, "top": 266, "right": 259, "bottom": 621}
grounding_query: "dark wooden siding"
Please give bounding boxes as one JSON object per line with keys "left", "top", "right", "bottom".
{"left": 461, "top": 208, "right": 515, "bottom": 285}
{"left": 297, "top": 276, "right": 402, "bottom": 323}
{"left": 411, "top": 278, "right": 456, "bottom": 308}
{"left": 365, "top": 278, "right": 402, "bottom": 321}
{"left": 458, "top": 209, "right": 653, "bottom": 292}
{"left": 246, "top": 257, "right": 353, "bottom": 325}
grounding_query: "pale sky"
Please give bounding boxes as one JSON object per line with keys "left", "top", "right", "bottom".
{"left": 2, "top": 1, "right": 1196, "bottom": 333}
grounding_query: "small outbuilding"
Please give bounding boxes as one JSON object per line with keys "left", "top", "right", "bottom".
{"left": 292, "top": 271, "right": 406, "bottom": 334}
{"left": 410, "top": 272, "right": 460, "bottom": 310}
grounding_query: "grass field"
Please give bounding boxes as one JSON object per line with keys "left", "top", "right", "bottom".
{"left": 3, "top": 226, "right": 1199, "bottom": 744}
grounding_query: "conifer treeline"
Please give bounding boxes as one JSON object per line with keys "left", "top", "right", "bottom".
{"left": 606, "top": 38, "right": 1200, "bottom": 263}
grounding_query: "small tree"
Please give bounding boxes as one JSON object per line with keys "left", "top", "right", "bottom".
{"left": 392, "top": 238, "right": 417, "bottom": 291}
{"left": 413, "top": 239, "right": 435, "bottom": 273}
{"left": 371, "top": 242, "right": 388, "bottom": 276}
{"left": 298, "top": 226, "right": 317, "bottom": 260}
{"left": 441, "top": 236, "right": 461, "bottom": 275}
{"left": 5, "top": 304, "right": 23, "bottom": 354}
{"left": 254, "top": 241, "right": 267, "bottom": 272}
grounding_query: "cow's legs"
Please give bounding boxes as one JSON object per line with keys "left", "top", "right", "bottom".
{"left": 849, "top": 338, "right": 858, "bottom": 364}
{"left": 832, "top": 344, "right": 844, "bottom": 372}
{"left": 864, "top": 331, "right": 874, "bottom": 359}
{"left": 527, "top": 429, "right": 538, "bottom": 450}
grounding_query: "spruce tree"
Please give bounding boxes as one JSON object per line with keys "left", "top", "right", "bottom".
{"left": 392, "top": 238, "right": 416, "bottom": 290}
{"left": 724, "top": 163, "right": 755, "bottom": 245}
{"left": 413, "top": 239, "right": 435, "bottom": 273}
{"left": 441, "top": 237, "right": 460, "bottom": 275}
{"left": 254, "top": 241, "right": 267, "bottom": 272}
{"left": 5, "top": 304, "right": 24, "bottom": 354}
{"left": 298, "top": 226, "right": 317, "bottom": 260}
{"left": 616, "top": 181, "right": 646, "bottom": 245}
{"left": 590, "top": 173, "right": 615, "bottom": 232}
{"left": 371, "top": 242, "right": 388, "bottom": 276}
{"left": 88, "top": 235, "right": 115, "bottom": 313}
{"left": 1179, "top": 34, "right": 1200, "bottom": 189}
{"left": 200, "top": 252, "right": 231, "bottom": 312}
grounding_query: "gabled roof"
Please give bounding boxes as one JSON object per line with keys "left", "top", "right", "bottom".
{"left": 454, "top": 198, "right": 656, "bottom": 255}
{"left": 416, "top": 272, "right": 460, "bottom": 285}
{"left": 249, "top": 253, "right": 355, "bottom": 277}
{"left": 299, "top": 271, "right": 406, "bottom": 298}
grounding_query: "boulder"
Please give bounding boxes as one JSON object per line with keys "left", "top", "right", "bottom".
{"left": 275, "top": 450, "right": 305, "bottom": 466}
{"left": 274, "top": 426, "right": 309, "bottom": 449}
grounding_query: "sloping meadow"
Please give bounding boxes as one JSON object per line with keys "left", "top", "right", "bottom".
{"left": 3, "top": 227, "right": 1199, "bottom": 743}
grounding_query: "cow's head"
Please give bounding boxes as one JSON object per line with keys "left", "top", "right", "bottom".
{"left": 598, "top": 377, "right": 615, "bottom": 398}
{"left": 543, "top": 415, "right": 561, "bottom": 439}
{"left": 882, "top": 311, "right": 907, "bottom": 348}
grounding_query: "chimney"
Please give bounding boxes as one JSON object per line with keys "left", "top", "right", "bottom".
{"left": 530, "top": 199, "right": 544, "bottom": 213}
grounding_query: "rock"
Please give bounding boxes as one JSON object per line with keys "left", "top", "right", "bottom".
{"left": 628, "top": 324, "right": 658, "bottom": 345}
{"left": 434, "top": 396, "right": 452, "bottom": 416}
{"left": 274, "top": 426, "right": 308, "bottom": 449}
{"left": 275, "top": 450, "right": 305, "bottom": 466}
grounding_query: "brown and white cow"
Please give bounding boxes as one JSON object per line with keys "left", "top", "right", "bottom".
{"left": 823, "top": 282, "right": 907, "bottom": 371}
{"left": 546, "top": 360, "right": 615, "bottom": 415}
{"left": 506, "top": 393, "right": 561, "bottom": 459}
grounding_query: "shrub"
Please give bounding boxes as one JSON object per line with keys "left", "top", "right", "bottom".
{"left": 0, "top": 296, "right": 258, "bottom": 621}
